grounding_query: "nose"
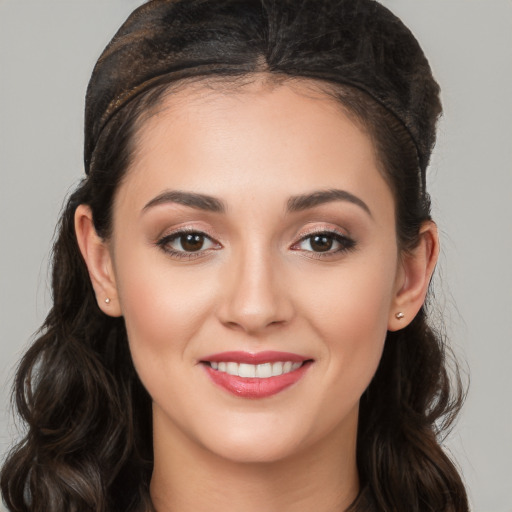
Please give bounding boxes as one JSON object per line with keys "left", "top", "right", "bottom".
{"left": 216, "top": 245, "right": 294, "bottom": 335}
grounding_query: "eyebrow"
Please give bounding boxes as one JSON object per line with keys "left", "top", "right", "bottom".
{"left": 286, "top": 189, "right": 372, "bottom": 217}
{"left": 142, "top": 188, "right": 371, "bottom": 217}
{"left": 142, "top": 190, "right": 226, "bottom": 213}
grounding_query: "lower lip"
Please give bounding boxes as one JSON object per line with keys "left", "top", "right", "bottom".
{"left": 203, "top": 362, "right": 311, "bottom": 399}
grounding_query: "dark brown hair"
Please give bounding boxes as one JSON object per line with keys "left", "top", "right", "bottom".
{"left": 1, "top": 1, "right": 468, "bottom": 511}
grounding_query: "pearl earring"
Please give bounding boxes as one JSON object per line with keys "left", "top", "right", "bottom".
{"left": 105, "top": 298, "right": 111, "bottom": 304}
{"left": 395, "top": 312, "right": 405, "bottom": 320}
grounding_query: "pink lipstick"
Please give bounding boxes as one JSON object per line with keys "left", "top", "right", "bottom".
{"left": 201, "top": 351, "right": 312, "bottom": 399}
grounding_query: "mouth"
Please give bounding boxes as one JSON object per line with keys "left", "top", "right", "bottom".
{"left": 200, "top": 351, "right": 313, "bottom": 399}
{"left": 205, "top": 360, "right": 304, "bottom": 378}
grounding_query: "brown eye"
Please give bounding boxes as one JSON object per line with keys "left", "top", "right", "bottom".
{"left": 309, "top": 235, "right": 333, "bottom": 252}
{"left": 157, "top": 231, "right": 218, "bottom": 257}
{"left": 180, "top": 233, "right": 205, "bottom": 252}
{"left": 294, "top": 231, "right": 356, "bottom": 255}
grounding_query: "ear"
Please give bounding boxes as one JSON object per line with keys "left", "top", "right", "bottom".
{"left": 388, "top": 221, "right": 439, "bottom": 331}
{"left": 74, "top": 204, "right": 122, "bottom": 317}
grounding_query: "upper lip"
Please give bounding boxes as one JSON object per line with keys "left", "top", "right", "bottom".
{"left": 201, "top": 351, "right": 311, "bottom": 364}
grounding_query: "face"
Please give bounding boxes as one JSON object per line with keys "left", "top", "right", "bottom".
{"left": 105, "top": 80, "right": 403, "bottom": 463}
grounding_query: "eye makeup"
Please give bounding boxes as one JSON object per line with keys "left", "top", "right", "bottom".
{"left": 154, "top": 225, "right": 356, "bottom": 262}
{"left": 291, "top": 228, "right": 356, "bottom": 260}
{"left": 156, "top": 228, "right": 222, "bottom": 261}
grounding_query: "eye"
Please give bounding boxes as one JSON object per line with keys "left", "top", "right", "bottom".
{"left": 292, "top": 230, "right": 356, "bottom": 256}
{"left": 156, "top": 230, "right": 220, "bottom": 259}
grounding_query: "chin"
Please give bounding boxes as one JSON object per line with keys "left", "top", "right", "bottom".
{"left": 194, "top": 407, "right": 346, "bottom": 465}
{"left": 203, "top": 428, "right": 305, "bottom": 464}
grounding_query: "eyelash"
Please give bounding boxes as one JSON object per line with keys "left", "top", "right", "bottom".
{"left": 292, "top": 229, "right": 356, "bottom": 259}
{"left": 156, "top": 228, "right": 356, "bottom": 260}
{"left": 156, "top": 228, "right": 220, "bottom": 261}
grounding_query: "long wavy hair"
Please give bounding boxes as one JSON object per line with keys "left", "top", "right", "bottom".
{"left": 1, "top": 1, "right": 468, "bottom": 511}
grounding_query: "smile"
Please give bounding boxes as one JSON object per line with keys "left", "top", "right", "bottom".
{"left": 201, "top": 351, "right": 313, "bottom": 399}
{"left": 208, "top": 361, "right": 303, "bottom": 378}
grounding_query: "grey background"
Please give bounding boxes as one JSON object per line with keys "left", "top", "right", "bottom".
{"left": 1, "top": 1, "right": 511, "bottom": 510}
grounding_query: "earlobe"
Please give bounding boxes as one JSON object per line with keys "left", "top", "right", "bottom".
{"left": 74, "top": 204, "right": 122, "bottom": 317}
{"left": 388, "top": 221, "right": 439, "bottom": 331}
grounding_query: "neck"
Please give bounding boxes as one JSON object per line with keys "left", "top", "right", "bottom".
{"left": 150, "top": 409, "right": 360, "bottom": 512}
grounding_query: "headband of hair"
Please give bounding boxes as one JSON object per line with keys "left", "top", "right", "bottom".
{"left": 84, "top": 0, "right": 441, "bottom": 189}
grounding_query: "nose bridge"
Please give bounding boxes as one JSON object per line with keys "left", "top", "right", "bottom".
{"left": 218, "top": 237, "right": 292, "bottom": 334}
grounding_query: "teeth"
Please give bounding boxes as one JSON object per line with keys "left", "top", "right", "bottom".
{"left": 239, "top": 363, "right": 256, "bottom": 378}
{"left": 271, "top": 362, "right": 283, "bottom": 376}
{"left": 209, "top": 361, "right": 303, "bottom": 378}
{"left": 226, "top": 362, "right": 238, "bottom": 375}
{"left": 256, "top": 363, "right": 272, "bottom": 378}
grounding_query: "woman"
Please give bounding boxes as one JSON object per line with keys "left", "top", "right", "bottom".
{"left": 1, "top": 0, "right": 469, "bottom": 511}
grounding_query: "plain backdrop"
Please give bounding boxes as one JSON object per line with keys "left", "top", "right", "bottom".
{"left": 1, "top": 1, "right": 511, "bottom": 511}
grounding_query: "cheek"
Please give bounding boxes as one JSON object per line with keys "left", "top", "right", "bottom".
{"left": 293, "top": 247, "right": 397, "bottom": 401}
{"left": 297, "top": 246, "right": 396, "bottom": 335}
{"left": 113, "top": 247, "right": 217, "bottom": 381}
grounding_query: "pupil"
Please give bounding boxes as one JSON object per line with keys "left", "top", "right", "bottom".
{"left": 311, "top": 235, "right": 332, "bottom": 252}
{"left": 181, "top": 234, "right": 204, "bottom": 252}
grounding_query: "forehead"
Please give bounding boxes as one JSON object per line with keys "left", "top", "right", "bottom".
{"left": 132, "top": 77, "right": 375, "bottom": 167}
{"left": 114, "top": 77, "right": 394, "bottom": 224}
{"left": 134, "top": 75, "right": 369, "bottom": 148}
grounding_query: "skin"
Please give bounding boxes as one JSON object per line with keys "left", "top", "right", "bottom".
{"left": 76, "top": 77, "right": 438, "bottom": 512}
